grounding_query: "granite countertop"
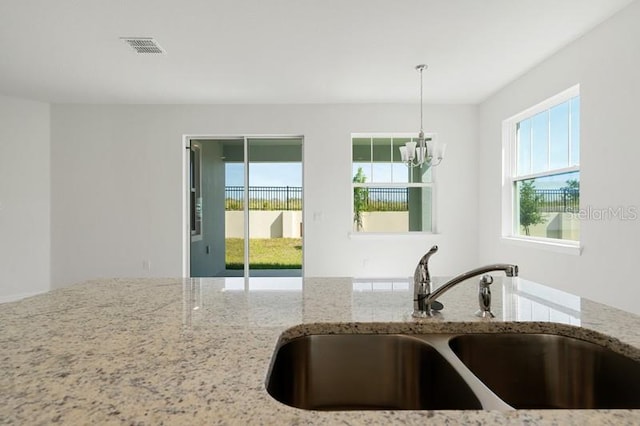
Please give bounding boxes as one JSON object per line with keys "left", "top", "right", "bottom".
{"left": 2, "top": 276, "right": 640, "bottom": 425}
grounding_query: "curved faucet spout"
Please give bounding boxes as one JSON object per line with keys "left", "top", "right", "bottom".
{"left": 411, "top": 246, "right": 519, "bottom": 318}
{"left": 424, "top": 264, "right": 518, "bottom": 316}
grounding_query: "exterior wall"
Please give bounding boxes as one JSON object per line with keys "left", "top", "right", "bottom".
{"left": 190, "top": 142, "right": 226, "bottom": 277}
{"left": 524, "top": 213, "right": 580, "bottom": 242}
{"left": 226, "top": 211, "right": 303, "bottom": 238}
{"left": 356, "top": 212, "right": 408, "bottom": 233}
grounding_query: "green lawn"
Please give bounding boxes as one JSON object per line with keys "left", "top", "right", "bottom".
{"left": 226, "top": 238, "right": 302, "bottom": 269}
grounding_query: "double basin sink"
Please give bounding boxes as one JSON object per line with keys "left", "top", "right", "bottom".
{"left": 266, "top": 330, "right": 640, "bottom": 411}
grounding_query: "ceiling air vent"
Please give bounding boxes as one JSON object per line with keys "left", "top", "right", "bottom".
{"left": 121, "top": 37, "right": 165, "bottom": 54}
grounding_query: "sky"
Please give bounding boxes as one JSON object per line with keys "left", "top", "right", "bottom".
{"left": 226, "top": 163, "right": 302, "bottom": 187}
{"left": 517, "top": 96, "right": 580, "bottom": 178}
{"left": 516, "top": 96, "right": 580, "bottom": 190}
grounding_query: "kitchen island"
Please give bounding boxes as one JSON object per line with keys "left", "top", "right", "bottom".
{"left": 2, "top": 276, "right": 640, "bottom": 425}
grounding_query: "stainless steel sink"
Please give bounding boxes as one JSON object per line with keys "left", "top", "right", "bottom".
{"left": 449, "top": 333, "right": 640, "bottom": 409}
{"left": 266, "top": 330, "right": 640, "bottom": 411}
{"left": 266, "top": 334, "right": 482, "bottom": 410}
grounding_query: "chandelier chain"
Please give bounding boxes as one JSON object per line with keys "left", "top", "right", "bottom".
{"left": 420, "top": 66, "right": 423, "bottom": 133}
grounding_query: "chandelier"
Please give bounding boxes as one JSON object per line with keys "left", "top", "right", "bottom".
{"left": 399, "top": 64, "right": 445, "bottom": 168}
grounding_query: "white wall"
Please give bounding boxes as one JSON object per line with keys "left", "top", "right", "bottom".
{"left": 0, "top": 94, "right": 50, "bottom": 302}
{"left": 51, "top": 103, "right": 478, "bottom": 287}
{"left": 477, "top": 0, "right": 640, "bottom": 314}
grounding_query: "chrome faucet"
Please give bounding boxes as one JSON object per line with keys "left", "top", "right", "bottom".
{"left": 412, "top": 246, "right": 518, "bottom": 317}
{"left": 412, "top": 245, "right": 439, "bottom": 316}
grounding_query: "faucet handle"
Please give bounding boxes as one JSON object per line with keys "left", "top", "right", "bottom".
{"left": 475, "top": 275, "right": 495, "bottom": 318}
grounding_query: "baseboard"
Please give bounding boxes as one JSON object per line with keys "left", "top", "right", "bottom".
{"left": 0, "top": 291, "right": 47, "bottom": 304}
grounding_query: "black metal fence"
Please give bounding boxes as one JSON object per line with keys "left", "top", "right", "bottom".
{"left": 226, "top": 186, "right": 302, "bottom": 211}
{"left": 225, "top": 186, "right": 578, "bottom": 213}
{"left": 534, "top": 189, "right": 579, "bottom": 213}
{"left": 357, "top": 187, "right": 409, "bottom": 211}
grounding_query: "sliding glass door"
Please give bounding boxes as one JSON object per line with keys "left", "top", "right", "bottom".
{"left": 247, "top": 137, "right": 303, "bottom": 277}
{"left": 189, "top": 136, "right": 302, "bottom": 278}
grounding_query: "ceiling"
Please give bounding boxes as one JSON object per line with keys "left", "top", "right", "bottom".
{"left": 0, "top": 0, "right": 634, "bottom": 104}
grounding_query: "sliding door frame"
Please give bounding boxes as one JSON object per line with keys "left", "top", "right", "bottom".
{"left": 183, "top": 134, "right": 305, "bottom": 278}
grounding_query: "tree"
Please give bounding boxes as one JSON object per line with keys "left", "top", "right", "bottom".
{"left": 519, "top": 180, "right": 545, "bottom": 236}
{"left": 564, "top": 179, "right": 579, "bottom": 190}
{"left": 353, "top": 167, "right": 369, "bottom": 231}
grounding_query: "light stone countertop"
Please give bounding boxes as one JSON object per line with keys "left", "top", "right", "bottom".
{"left": 2, "top": 276, "right": 640, "bottom": 425}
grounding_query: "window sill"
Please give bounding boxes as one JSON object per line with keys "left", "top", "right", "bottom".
{"left": 502, "top": 236, "right": 582, "bottom": 256}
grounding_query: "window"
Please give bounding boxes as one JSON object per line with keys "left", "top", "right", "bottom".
{"left": 351, "top": 133, "right": 435, "bottom": 233}
{"left": 503, "top": 86, "right": 580, "bottom": 247}
{"left": 190, "top": 144, "right": 202, "bottom": 240}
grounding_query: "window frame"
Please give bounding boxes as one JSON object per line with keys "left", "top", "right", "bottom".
{"left": 350, "top": 132, "right": 438, "bottom": 235}
{"left": 501, "top": 85, "right": 581, "bottom": 254}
